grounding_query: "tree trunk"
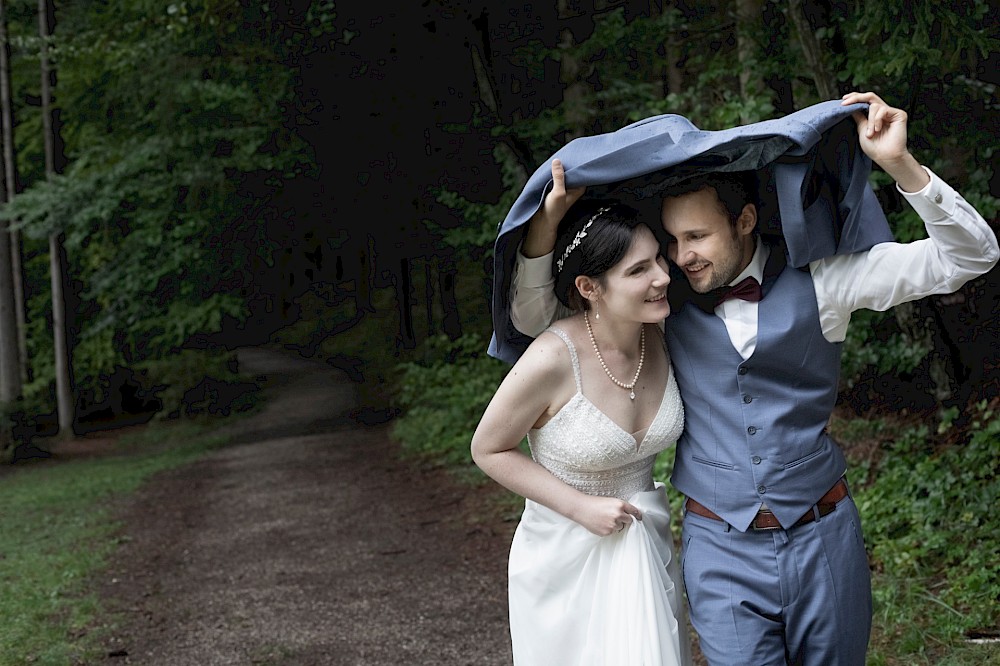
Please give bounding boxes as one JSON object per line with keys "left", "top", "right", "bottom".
{"left": 664, "top": 30, "right": 683, "bottom": 97}
{"left": 469, "top": 39, "right": 500, "bottom": 120}
{"left": 8, "top": 233, "right": 24, "bottom": 385}
{"left": 557, "top": 0, "right": 589, "bottom": 140}
{"left": 468, "top": 12, "right": 530, "bottom": 184}
{"left": 0, "top": 173, "right": 17, "bottom": 405}
{"left": 39, "top": 0, "right": 75, "bottom": 435}
{"left": 787, "top": 0, "right": 838, "bottom": 100}
{"left": 636, "top": 0, "right": 672, "bottom": 99}
{"left": 0, "top": 0, "right": 20, "bottom": 403}
{"left": 396, "top": 257, "right": 415, "bottom": 349}
{"left": 735, "top": 0, "right": 765, "bottom": 122}
{"left": 762, "top": 0, "right": 795, "bottom": 114}
{"left": 356, "top": 235, "right": 375, "bottom": 314}
{"left": 892, "top": 300, "right": 946, "bottom": 406}
{"left": 437, "top": 257, "right": 461, "bottom": 340}
{"left": 423, "top": 259, "right": 434, "bottom": 338}
{"left": 49, "top": 234, "right": 74, "bottom": 429}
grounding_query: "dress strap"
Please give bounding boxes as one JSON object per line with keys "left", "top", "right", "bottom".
{"left": 546, "top": 326, "right": 583, "bottom": 393}
{"left": 654, "top": 321, "right": 672, "bottom": 367}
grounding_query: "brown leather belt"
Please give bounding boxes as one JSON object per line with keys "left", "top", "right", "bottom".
{"left": 685, "top": 478, "right": 849, "bottom": 531}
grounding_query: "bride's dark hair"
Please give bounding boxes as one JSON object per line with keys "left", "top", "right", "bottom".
{"left": 552, "top": 199, "right": 645, "bottom": 310}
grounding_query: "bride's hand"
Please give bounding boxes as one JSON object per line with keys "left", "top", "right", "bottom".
{"left": 573, "top": 495, "right": 643, "bottom": 536}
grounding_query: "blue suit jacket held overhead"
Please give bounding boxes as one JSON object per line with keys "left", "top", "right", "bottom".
{"left": 488, "top": 99, "right": 895, "bottom": 364}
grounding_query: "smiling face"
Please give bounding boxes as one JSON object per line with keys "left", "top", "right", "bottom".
{"left": 660, "top": 187, "right": 757, "bottom": 294}
{"left": 587, "top": 225, "right": 672, "bottom": 322}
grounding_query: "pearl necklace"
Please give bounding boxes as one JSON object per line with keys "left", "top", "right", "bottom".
{"left": 584, "top": 310, "right": 645, "bottom": 400}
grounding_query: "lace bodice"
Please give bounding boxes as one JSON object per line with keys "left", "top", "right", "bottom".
{"left": 528, "top": 326, "right": 685, "bottom": 500}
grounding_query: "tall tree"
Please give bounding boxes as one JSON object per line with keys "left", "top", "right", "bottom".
{"left": 735, "top": 0, "right": 765, "bottom": 123}
{"left": 38, "top": 0, "right": 73, "bottom": 434}
{"left": 556, "top": 0, "right": 590, "bottom": 140}
{"left": 0, "top": 0, "right": 28, "bottom": 399}
{"left": 761, "top": 0, "right": 794, "bottom": 114}
{"left": 787, "top": 0, "right": 838, "bottom": 99}
{"left": 0, "top": 0, "right": 20, "bottom": 403}
{"left": 653, "top": 2, "right": 683, "bottom": 98}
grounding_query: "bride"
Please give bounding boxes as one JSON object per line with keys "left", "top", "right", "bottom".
{"left": 471, "top": 160, "right": 692, "bottom": 665}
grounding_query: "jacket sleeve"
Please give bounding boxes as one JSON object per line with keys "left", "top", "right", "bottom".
{"left": 510, "top": 249, "right": 567, "bottom": 338}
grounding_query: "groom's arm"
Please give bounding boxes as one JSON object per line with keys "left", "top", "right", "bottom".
{"left": 510, "top": 158, "right": 580, "bottom": 336}
{"left": 809, "top": 93, "right": 999, "bottom": 341}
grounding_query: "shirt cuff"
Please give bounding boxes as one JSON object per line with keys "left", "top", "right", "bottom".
{"left": 515, "top": 245, "right": 556, "bottom": 287}
{"left": 897, "top": 166, "right": 956, "bottom": 221}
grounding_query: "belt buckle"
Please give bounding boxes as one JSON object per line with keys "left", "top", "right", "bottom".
{"left": 750, "top": 509, "right": 782, "bottom": 531}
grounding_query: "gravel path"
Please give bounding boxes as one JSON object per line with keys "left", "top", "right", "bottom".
{"left": 97, "top": 347, "right": 515, "bottom": 665}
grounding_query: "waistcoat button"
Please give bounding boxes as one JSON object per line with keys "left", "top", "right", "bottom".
{"left": 743, "top": 394, "right": 752, "bottom": 404}
{"left": 751, "top": 456, "right": 762, "bottom": 464}
{"left": 738, "top": 367, "right": 748, "bottom": 375}
{"left": 757, "top": 485, "right": 767, "bottom": 494}
{"left": 747, "top": 426, "right": 757, "bottom": 435}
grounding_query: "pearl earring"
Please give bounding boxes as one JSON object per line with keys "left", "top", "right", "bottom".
{"left": 594, "top": 303, "right": 600, "bottom": 321}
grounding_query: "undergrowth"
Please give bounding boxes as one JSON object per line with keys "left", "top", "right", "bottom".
{"left": 392, "top": 333, "right": 509, "bottom": 469}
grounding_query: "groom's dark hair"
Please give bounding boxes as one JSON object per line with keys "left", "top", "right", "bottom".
{"left": 661, "top": 171, "right": 759, "bottom": 227}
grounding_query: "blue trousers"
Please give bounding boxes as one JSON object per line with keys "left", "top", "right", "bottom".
{"left": 681, "top": 494, "right": 872, "bottom": 665}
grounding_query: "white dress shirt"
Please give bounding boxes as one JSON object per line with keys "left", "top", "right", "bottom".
{"left": 510, "top": 167, "right": 999, "bottom": 359}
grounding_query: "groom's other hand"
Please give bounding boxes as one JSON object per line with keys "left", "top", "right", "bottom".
{"left": 522, "top": 159, "right": 586, "bottom": 258}
{"left": 842, "top": 91, "right": 930, "bottom": 193}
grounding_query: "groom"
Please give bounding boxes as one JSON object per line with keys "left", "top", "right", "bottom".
{"left": 493, "top": 92, "right": 998, "bottom": 663}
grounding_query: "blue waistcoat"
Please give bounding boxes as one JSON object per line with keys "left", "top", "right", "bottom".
{"left": 666, "top": 247, "right": 846, "bottom": 532}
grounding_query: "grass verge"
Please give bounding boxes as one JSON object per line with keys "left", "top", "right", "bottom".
{"left": 0, "top": 419, "right": 229, "bottom": 664}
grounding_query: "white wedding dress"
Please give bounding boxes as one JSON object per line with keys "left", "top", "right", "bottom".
{"left": 508, "top": 326, "right": 692, "bottom": 666}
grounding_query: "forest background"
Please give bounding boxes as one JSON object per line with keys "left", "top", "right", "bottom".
{"left": 0, "top": 1, "right": 996, "bottom": 664}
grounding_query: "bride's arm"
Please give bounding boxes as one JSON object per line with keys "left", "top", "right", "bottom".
{"left": 471, "top": 333, "right": 641, "bottom": 536}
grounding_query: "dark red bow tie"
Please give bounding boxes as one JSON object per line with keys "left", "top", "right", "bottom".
{"left": 715, "top": 276, "right": 762, "bottom": 306}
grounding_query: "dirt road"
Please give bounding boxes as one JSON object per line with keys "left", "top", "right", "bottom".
{"left": 97, "top": 347, "right": 516, "bottom": 665}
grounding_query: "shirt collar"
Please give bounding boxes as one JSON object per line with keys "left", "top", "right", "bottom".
{"left": 728, "top": 236, "right": 768, "bottom": 286}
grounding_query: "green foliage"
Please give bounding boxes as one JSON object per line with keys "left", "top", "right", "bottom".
{"left": 838, "top": 304, "right": 941, "bottom": 392}
{"left": 392, "top": 334, "right": 509, "bottom": 467}
{"left": 652, "top": 441, "right": 686, "bottom": 543}
{"left": 0, "top": 1, "right": 323, "bottom": 412}
{"left": 865, "top": 572, "right": 1000, "bottom": 665}
{"left": 838, "top": 0, "right": 998, "bottom": 230}
{"left": 433, "top": 188, "right": 503, "bottom": 251}
{"left": 644, "top": 16, "right": 778, "bottom": 128}
{"left": 840, "top": 310, "right": 884, "bottom": 387}
{"left": 430, "top": 145, "right": 524, "bottom": 253}
{"left": 843, "top": 1, "right": 994, "bottom": 82}
{"left": 2, "top": 9, "right": 304, "bottom": 360}
{"left": 501, "top": 7, "right": 679, "bottom": 158}
{"left": 852, "top": 402, "right": 1000, "bottom": 649}
{"left": 553, "top": 8, "right": 680, "bottom": 126}
{"left": 136, "top": 348, "right": 259, "bottom": 420}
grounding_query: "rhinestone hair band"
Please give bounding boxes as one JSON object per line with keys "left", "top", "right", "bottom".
{"left": 555, "top": 206, "right": 612, "bottom": 273}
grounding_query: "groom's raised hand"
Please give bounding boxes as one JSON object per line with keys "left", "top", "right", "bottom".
{"left": 521, "top": 159, "right": 586, "bottom": 258}
{"left": 842, "top": 91, "right": 930, "bottom": 193}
